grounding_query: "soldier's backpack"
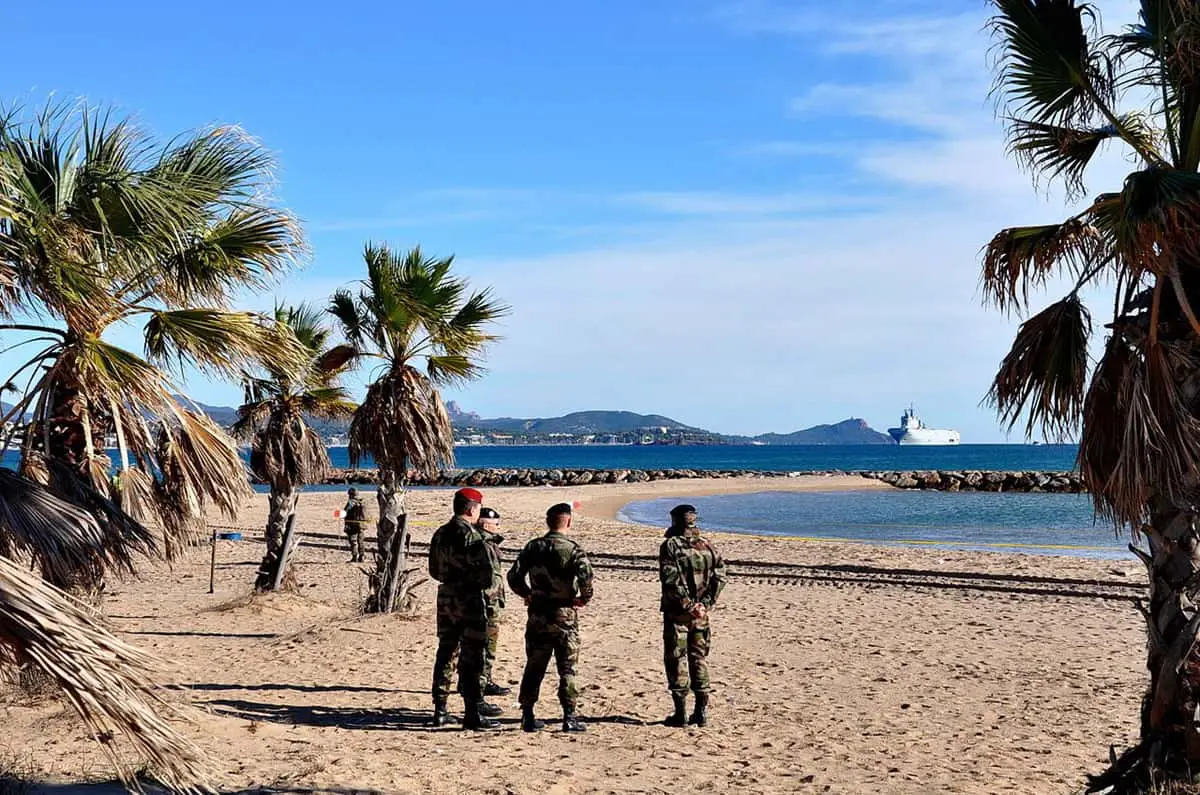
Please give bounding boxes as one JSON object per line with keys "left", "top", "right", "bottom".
{"left": 345, "top": 499, "right": 366, "bottom": 524}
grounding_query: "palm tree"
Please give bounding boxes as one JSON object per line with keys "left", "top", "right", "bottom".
{"left": 330, "top": 243, "right": 508, "bottom": 612}
{"left": 0, "top": 469, "right": 210, "bottom": 791}
{"left": 234, "top": 304, "right": 356, "bottom": 591}
{"left": 0, "top": 102, "right": 305, "bottom": 596}
{"left": 985, "top": 1, "right": 1200, "bottom": 789}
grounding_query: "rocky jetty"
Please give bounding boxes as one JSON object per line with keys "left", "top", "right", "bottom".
{"left": 858, "top": 470, "right": 1085, "bottom": 493}
{"left": 313, "top": 467, "right": 804, "bottom": 487}
{"left": 302, "top": 467, "right": 1088, "bottom": 493}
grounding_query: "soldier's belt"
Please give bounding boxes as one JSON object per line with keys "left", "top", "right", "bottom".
{"left": 528, "top": 598, "right": 577, "bottom": 611}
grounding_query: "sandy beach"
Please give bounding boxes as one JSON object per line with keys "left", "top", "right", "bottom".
{"left": 4, "top": 476, "right": 1145, "bottom": 794}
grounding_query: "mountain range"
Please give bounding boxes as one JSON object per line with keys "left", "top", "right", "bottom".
{"left": 445, "top": 403, "right": 893, "bottom": 445}
{"left": 1, "top": 399, "right": 898, "bottom": 445}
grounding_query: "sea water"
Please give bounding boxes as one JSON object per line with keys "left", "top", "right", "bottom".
{"left": 617, "top": 490, "right": 1127, "bottom": 559}
{"left": 4, "top": 444, "right": 1118, "bottom": 558}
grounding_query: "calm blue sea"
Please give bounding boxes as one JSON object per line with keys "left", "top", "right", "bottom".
{"left": 617, "top": 490, "right": 1127, "bottom": 559}
{"left": 331, "top": 443, "right": 1081, "bottom": 473}
{"left": 5, "top": 444, "right": 1121, "bottom": 558}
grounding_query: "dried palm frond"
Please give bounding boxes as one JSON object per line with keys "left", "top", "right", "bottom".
{"left": 0, "top": 555, "right": 213, "bottom": 793}
{"left": 38, "top": 458, "right": 155, "bottom": 579}
{"left": 152, "top": 410, "right": 249, "bottom": 558}
{"left": 113, "top": 467, "right": 156, "bottom": 524}
{"left": 982, "top": 218, "right": 1102, "bottom": 312}
{"left": 987, "top": 294, "right": 1093, "bottom": 440}
{"left": 1078, "top": 332, "right": 1200, "bottom": 525}
{"left": 349, "top": 365, "right": 454, "bottom": 477}
{"left": 248, "top": 414, "right": 330, "bottom": 490}
{"left": 0, "top": 468, "right": 112, "bottom": 587}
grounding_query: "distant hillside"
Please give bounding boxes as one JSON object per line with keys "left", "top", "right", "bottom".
{"left": 752, "top": 418, "right": 894, "bottom": 446}
{"left": 457, "top": 409, "right": 701, "bottom": 435}
{"left": 2, "top": 397, "right": 895, "bottom": 446}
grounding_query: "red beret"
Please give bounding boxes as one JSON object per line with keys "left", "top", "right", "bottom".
{"left": 456, "top": 487, "right": 483, "bottom": 503}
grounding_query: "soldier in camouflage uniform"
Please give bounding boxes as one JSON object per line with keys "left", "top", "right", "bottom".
{"left": 659, "top": 503, "right": 727, "bottom": 727}
{"left": 342, "top": 488, "right": 367, "bottom": 563}
{"left": 506, "top": 502, "right": 594, "bottom": 733}
{"left": 427, "top": 487, "right": 501, "bottom": 730}
{"left": 476, "top": 507, "right": 511, "bottom": 696}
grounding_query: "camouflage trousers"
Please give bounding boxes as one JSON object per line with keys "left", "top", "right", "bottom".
{"left": 484, "top": 602, "right": 502, "bottom": 684}
{"left": 663, "top": 612, "right": 711, "bottom": 696}
{"left": 344, "top": 530, "right": 364, "bottom": 561}
{"left": 518, "top": 607, "right": 580, "bottom": 712}
{"left": 431, "top": 590, "right": 488, "bottom": 703}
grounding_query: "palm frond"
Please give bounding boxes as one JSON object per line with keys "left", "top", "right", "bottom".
{"left": 297, "top": 388, "right": 357, "bottom": 419}
{"left": 1009, "top": 115, "right": 1154, "bottom": 196}
{"left": 329, "top": 289, "right": 372, "bottom": 350}
{"left": 0, "top": 467, "right": 119, "bottom": 587}
{"left": 349, "top": 365, "right": 454, "bottom": 476}
{"left": 315, "top": 343, "right": 358, "bottom": 376}
{"left": 1078, "top": 328, "right": 1200, "bottom": 526}
{"left": 1101, "top": 168, "right": 1200, "bottom": 273}
{"left": 982, "top": 217, "right": 1103, "bottom": 311}
{"left": 36, "top": 456, "right": 156, "bottom": 580}
{"left": 990, "top": 0, "right": 1114, "bottom": 125}
{"left": 249, "top": 414, "right": 330, "bottom": 490}
{"left": 0, "top": 554, "right": 213, "bottom": 793}
{"left": 988, "top": 294, "right": 1093, "bottom": 439}
{"left": 144, "top": 309, "right": 307, "bottom": 380}
{"left": 149, "top": 209, "right": 303, "bottom": 306}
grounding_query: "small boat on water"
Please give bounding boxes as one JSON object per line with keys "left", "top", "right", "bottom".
{"left": 887, "top": 406, "right": 960, "bottom": 446}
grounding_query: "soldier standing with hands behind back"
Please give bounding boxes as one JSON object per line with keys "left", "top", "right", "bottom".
{"left": 428, "top": 487, "right": 500, "bottom": 731}
{"left": 660, "top": 503, "right": 727, "bottom": 727}
{"left": 476, "top": 507, "right": 511, "bottom": 697}
{"left": 507, "top": 502, "right": 594, "bottom": 733}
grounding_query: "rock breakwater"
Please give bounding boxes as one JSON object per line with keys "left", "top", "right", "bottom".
{"left": 302, "top": 467, "right": 1087, "bottom": 493}
{"left": 858, "top": 470, "right": 1085, "bottom": 493}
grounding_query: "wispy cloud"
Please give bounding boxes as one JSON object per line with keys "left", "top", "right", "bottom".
{"left": 618, "top": 190, "right": 876, "bottom": 216}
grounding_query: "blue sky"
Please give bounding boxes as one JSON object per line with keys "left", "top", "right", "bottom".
{"left": 2, "top": 0, "right": 1142, "bottom": 440}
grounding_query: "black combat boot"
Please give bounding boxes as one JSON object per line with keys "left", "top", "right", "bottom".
{"left": 430, "top": 700, "right": 454, "bottom": 728}
{"left": 484, "top": 681, "right": 512, "bottom": 696}
{"left": 462, "top": 701, "right": 501, "bottom": 731}
{"left": 688, "top": 691, "right": 709, "bottom": 727}
{"left": 562, "top": 710, "right": 586, "bottom": 733}
{"left": 478, "top": 699, "right": 503, "bottom": 717}
{"left": 521, "top": 706, "right": 545, "bottom": 732}
{"left": 664, "top": 692, "right": 688, "bottom": 727}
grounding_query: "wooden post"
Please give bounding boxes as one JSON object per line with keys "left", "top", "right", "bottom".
{"left": 208, "top": 526, "right": 217, "bottom": 594}
{"left": 272, "top": 512, "right": 299, "bottom": 591}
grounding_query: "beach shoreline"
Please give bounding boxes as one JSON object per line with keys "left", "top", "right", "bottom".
{"left": 573, "top": 473, "right": 891, "bottom": 521}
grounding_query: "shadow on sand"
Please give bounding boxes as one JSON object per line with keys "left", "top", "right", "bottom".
{"left": 180, "top": 682, "right": 421, "bottom": 696}
{"left": 28, "top": 785, "right": 383, "bottom": 795}
{"left": 204, "top": 698, "right": 437, "bottom": 731}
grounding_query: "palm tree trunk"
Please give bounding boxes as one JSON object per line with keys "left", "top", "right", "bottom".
{"left": 255, "top": 485, "right": 298, "bottom": 591}
{"left": 368, "top": 468, "right": 408, "bottom": 613}
{"left": 36, "top": 368, "right": 106, "bottom": 601}
{"left": 1091, "top": 502, "right": 1200, "bottom": 792}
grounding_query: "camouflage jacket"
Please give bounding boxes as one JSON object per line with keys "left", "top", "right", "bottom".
{"left": 428, "top": 516, "right": 494, "bottom": 598}
{"left": 507, "top": 531, "right": 594, "bottom": 611}
{"left": 343, "top": 497, "right": 367, "bottom": 530}
{"left": 482, "top": 528, "right": 506, "bottom": 607}
{"left": 659, "top": 528, "right": 727, "bottom": 614}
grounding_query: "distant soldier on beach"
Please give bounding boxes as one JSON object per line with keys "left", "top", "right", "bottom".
{"left": 342, "top": 488, "right": 367, "bottom": 563}
{"left": 428, "top": 487, "right": 502, "bottom": 730}
{"left": 507, "top": 502, "right": 594, "bottom": 733}
{"left": 476, "top": 507, "right": 512, "bottom": 697}
{"left": 659, "top": 503, "right": 727, "bottom": 727}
